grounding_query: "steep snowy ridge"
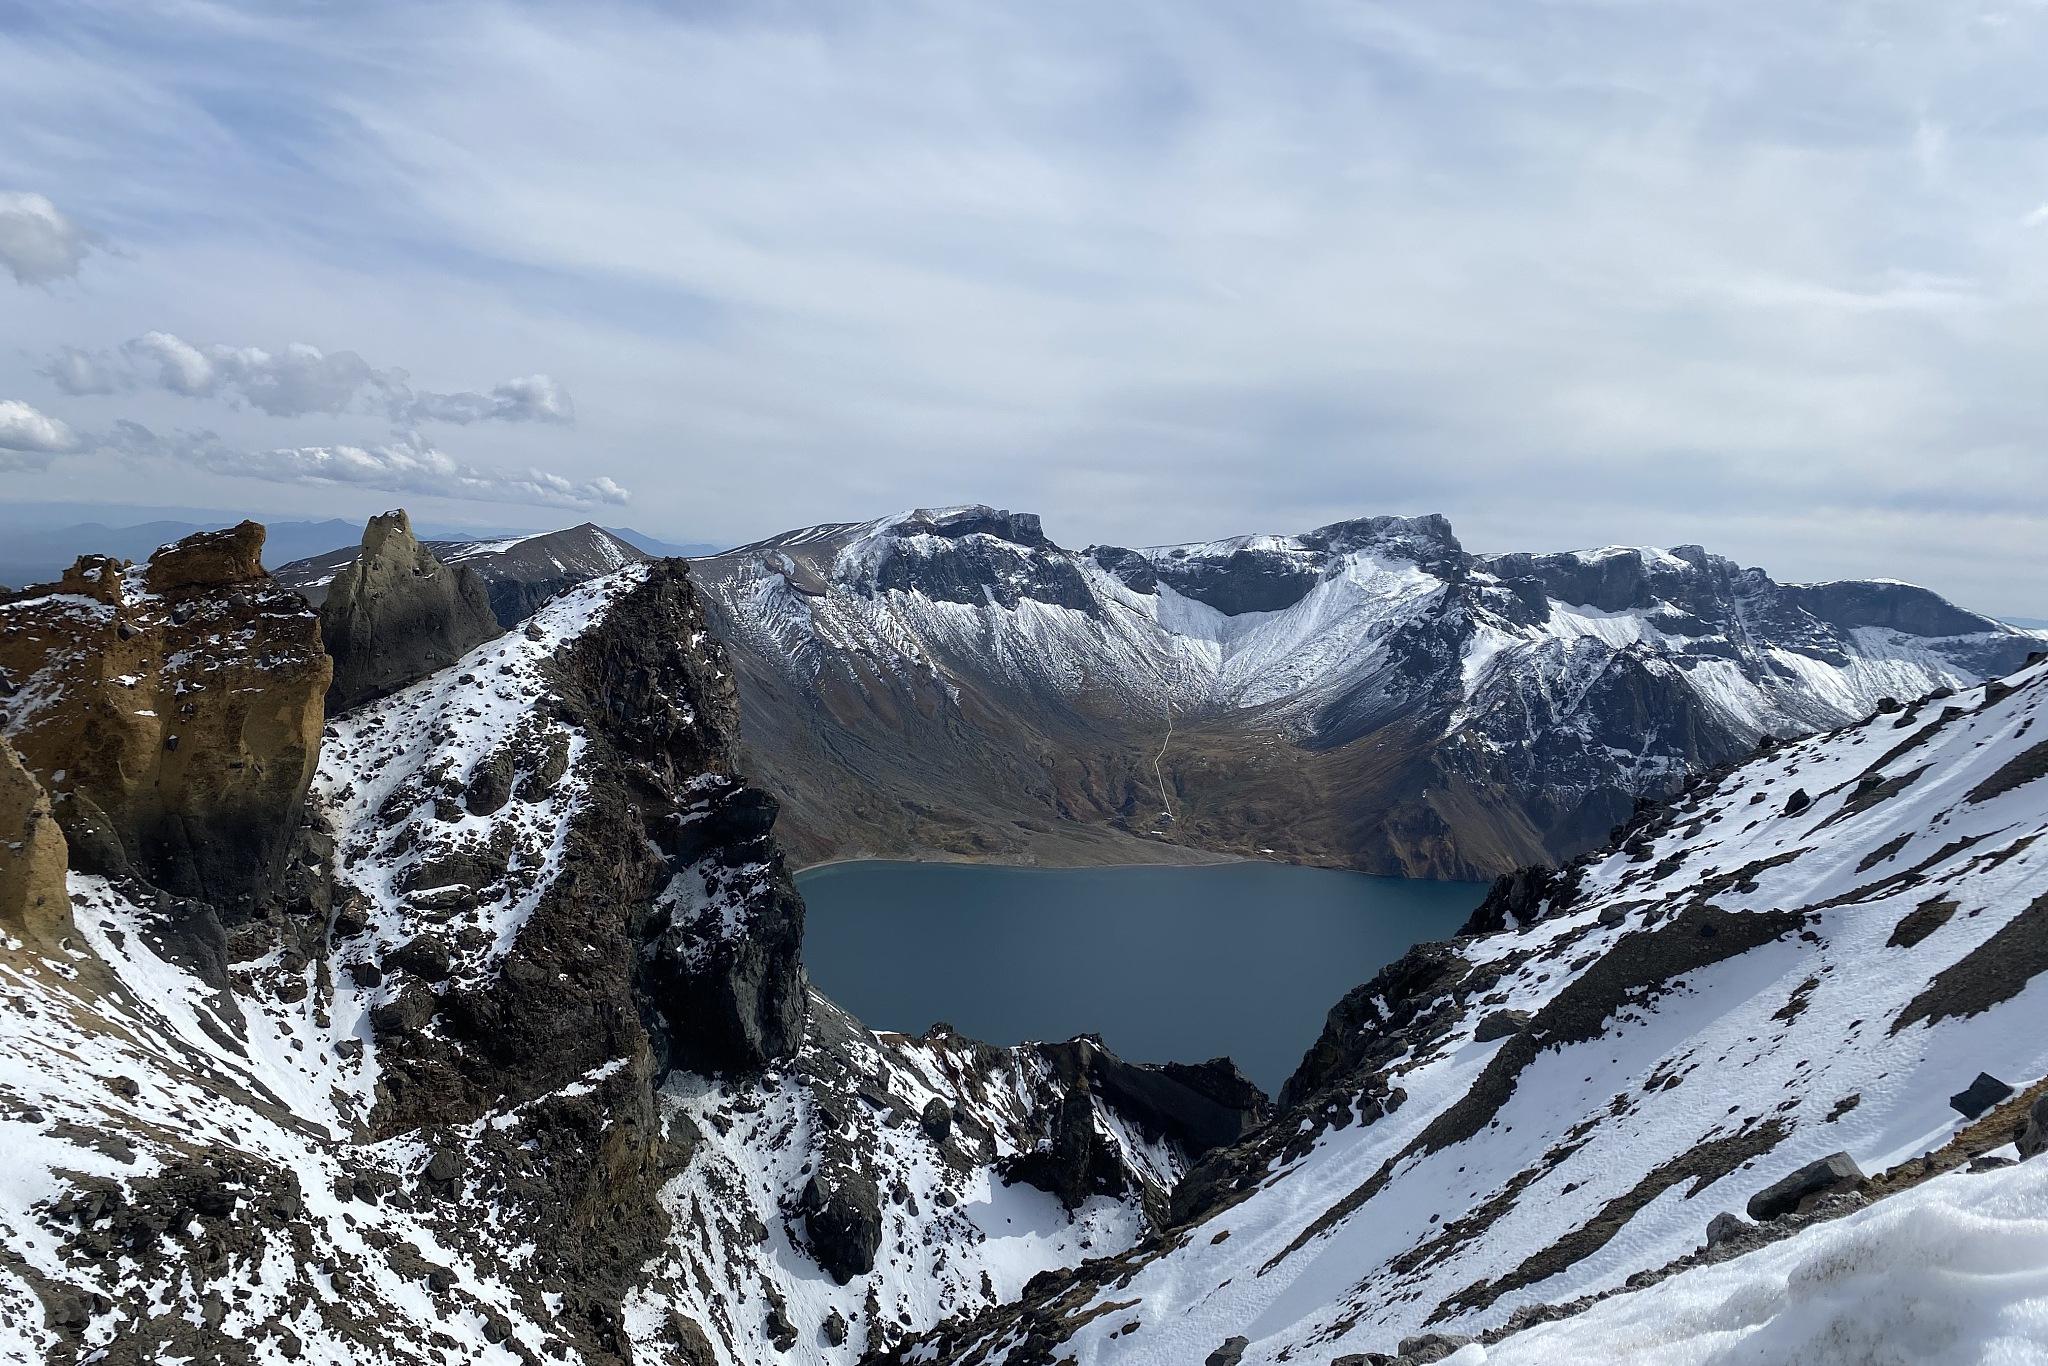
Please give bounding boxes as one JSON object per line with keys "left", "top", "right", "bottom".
{"left": 889, "top": 655, "right": 2048, "bottom": 1365}
{"left": 691, "top": 506, "right": 2039, "bottom": 876}
{"left": 0, "top": 530, "right": 1263, "bottom": 1366}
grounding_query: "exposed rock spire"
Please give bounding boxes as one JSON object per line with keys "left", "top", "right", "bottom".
{"left": 319, "top": 509, "right": 500, "bottom": 712}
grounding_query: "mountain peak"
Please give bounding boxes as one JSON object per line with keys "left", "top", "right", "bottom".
{"left": 879, "top": 505, "right": 1055, "bottom": 550}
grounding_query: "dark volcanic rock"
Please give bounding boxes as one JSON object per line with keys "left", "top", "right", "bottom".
{"left": 1747, "top": 1151, "right": 1864, "bottom": 1221}
{"left": 1949, "top": 1072, "right": 2015, "bottom": 1119}
{"left": 919, "top": 1097, "right": 953, "bottom": 1142}
{"left": 1282, "top": 942, "right": 1472, "bottom": 1109}
{"left": 1204, "top": 1336, "right": 1250, "bottom": 1366}
{"left": 1463, "top": 861, "right": 1584, "bottom": 936}
{"left": 563, "top": 565, "right": 809, "bottom": 1077}
{"left": 319, "top": 510, "right": 500, "bottom": 712}
{"left": 802, "top": 1170, "right": 883, "bottom": 1284}
{"left": 1473, "top": 1009, "right": 1532, "bottom": 1043}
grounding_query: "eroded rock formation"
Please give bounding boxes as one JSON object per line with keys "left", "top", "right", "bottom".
{"left": 0, "top": 736, "right": 69, "bottom": 945}
{"left": 319, "top": 509, "right": 500, "bottom": 711}
{"left": 0, "top": 521, "right": 330, "bottom": 912}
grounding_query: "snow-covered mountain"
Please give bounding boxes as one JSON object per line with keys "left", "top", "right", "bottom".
{"left": 889, "top": 650, "right": 2048, "bottom": 1365}
{"left": 277, "top": 522, "right": 650, "bottom": 628}
{"left": 0, "top": 523, "right": 1261, "bottom": 1366}
{"left": 691, "top": 506, "right": 2042, "bottom": 877}
{"left": 7, "top": 515, "right": 2048, "bottom": 1366}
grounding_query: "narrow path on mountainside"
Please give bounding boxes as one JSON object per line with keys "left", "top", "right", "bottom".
{"left": 1152, "top": 696, "right": 1176, "bottom": 825}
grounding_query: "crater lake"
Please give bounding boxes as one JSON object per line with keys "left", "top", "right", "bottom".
{"left": 797, "top": 860, "right": 1485, "bottom": 1096}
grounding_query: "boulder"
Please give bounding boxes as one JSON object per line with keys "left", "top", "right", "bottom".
{"left": 370, "top": 980, "right": 438, "bottom": 1037}
{"left": 421, "top": 1148, "right": 463, "bottom": 1186}
{"left": 1949, "top": 1072, "right": 2015, "bottom": 1120}
{"left": 144, "top": 521, "right": 266, "bottom": 591}
{"left": 387, "top": 934, "right": 454, "bottom": 983}
{"left": 1397, "top": 1332, "right": 1475, "bottom": 1362}
{"left": 764, "top": 1297, "right": 797, "bottom": 1353}
{"left": 2021, "top": 1093, "right": 2048, "bottom": 1159}
{"left": 801, "top": 1170, "right": 882, "bottom": 1284}
{"left": 919, "top": 1097, "right": 953, "bottom": 1142}
{"left": 319, "top": 510, "right": 500, "bottom": 713}
{"left": 1204, "top": 1337, "right": 1250, "bottom": 1366}
{"left": 1747, "top": 1151, "right": 1864, "bottom": 1221}
{"left": 1705, "top": 1211, "right": 1752, "bottom": 1246}
{"left": 1783, "top": 788, "right": 1812, "bottom": 816}
{"left": 0, "top": 739, "right": 72, "bottom": 945}
{"left": 1474, "top": 1009, "right": 1533, "bottom": 1043}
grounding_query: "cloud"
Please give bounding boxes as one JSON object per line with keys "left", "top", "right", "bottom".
{"left": 104, "top": 421, "right": 628, "bottom": 509}
{"left": 404, "top": 374, "right": 575, "bottom": 425}
{"left": 0, "top": 192, "right": 95, "bottom": 286}
{"left": 49, "top": 331, "right": 575, "bottom": 425}
{"left": 3, "top": 3, "right": 2048, "bottom": 612}
{"left": 39, "top": 346, "right": 118, "bottom": 396}
{"left": 0, "top": 398, "right": 82, "bottom": 470}
{"left": 2026, "top": 205, "right": 2048, "bottom": 228}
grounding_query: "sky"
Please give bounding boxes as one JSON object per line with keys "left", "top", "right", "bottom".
{"left": 3, "top": 0, "right": 2047, "bottom": 615}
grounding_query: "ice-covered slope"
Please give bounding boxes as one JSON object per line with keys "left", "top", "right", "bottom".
{"left": 0, "top": 536, "right": 1263, "bottom": 1366}
{"left": 692, "top": 506, "right": 2040, "bottom": 876}
{"left": 890, "top": 653, "right": 2048, "bottom": 1365}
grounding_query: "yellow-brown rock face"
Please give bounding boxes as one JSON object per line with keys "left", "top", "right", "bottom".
{"left": 0, "top": 736, "right": 70, "bottom": 946}
{"left": 0, "top": 522, "right": 331, "bottom": 909}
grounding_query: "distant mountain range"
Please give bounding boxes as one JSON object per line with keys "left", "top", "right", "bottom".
{"left": 685, "top": 505, "right": 2045, "bottom": 877}
{"left": 0, "top": 504, "right": 720, "bottom": 591}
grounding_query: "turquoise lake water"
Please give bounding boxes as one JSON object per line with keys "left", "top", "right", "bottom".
{"left": 796, "top": 860, "right": 1484, "bottom": 1096}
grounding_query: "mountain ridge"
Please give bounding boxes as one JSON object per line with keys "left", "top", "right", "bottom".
{"left": 689, "top": 504, "right": 2041, "bottom": 878}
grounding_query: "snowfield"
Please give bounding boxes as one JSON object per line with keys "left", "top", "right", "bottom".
{"left": 1483, "top": 1155, "right": 2048, "bottom": 1366}
{"left": 897, "top": 657, "right": 2048, "bottom": 1365}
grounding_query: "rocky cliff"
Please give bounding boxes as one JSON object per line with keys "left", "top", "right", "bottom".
{"left": 280, "top": 521, "right": 649, "bottom": 629}
{"left": 0, "top": 737, "right": 69, "bottom": 947}
{"left": 319, "top": 508, "right": 501, "bottom": 712}
{"left": 0, "top": 521, "right": 330, "bottom": 914}
{"left": 690, "top": 507, "right": 2042, "bottom": 878}
{"left": 0, "top": 521, "right": 1260, "bottom": 1366}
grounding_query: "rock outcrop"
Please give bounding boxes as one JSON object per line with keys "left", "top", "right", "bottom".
{"left": 0, "top": 522, "right": 330, "bottom": 913}
{"left": 0, "top": 736, "right": 70, "bottom": 945}
{"left": 278, "top": 521, "right": 648, "bottom": 628}
{"left": 1746, "top": 1152, "right": 1866, "bottom": 1221}
{"left": 318, "top": 509, "right": 499, "bottom": 712}
{"left": 688, "top": 505, "right": 2041, "bottom": 877}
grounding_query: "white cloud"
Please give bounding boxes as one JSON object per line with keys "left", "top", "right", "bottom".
{"left": 124, "top": 331, "right": 220, "bottom": 397}
{"left": 2, "top": 3, "right": 2046, "bottom": 611}
{"left": 2026, "top": 204, "right": 2048, "bottom": 228}
{"left": 105, "top": 421, "right": 628, "bottom": 509}
{"left": 0, "top": 398, "right": 82, "bottom": 470}
{"left": 404, "top": 374, "right": 575, "bottom": 425}
{"left": 53, "top": 331, "right": 575, "bottom": 425}
{"left": 0, "top": 191, "right": 94, "bottom": 286}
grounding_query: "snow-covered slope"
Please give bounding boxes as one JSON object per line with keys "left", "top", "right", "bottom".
{"left": 891, "top": 653, "right": 2048, "bottom": 1365}
{"left": 692, "top": 506, "right": 2041, "bottom": 876}
{"left": 0, "top": 536, "right": 1262, "bottom": 1366}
